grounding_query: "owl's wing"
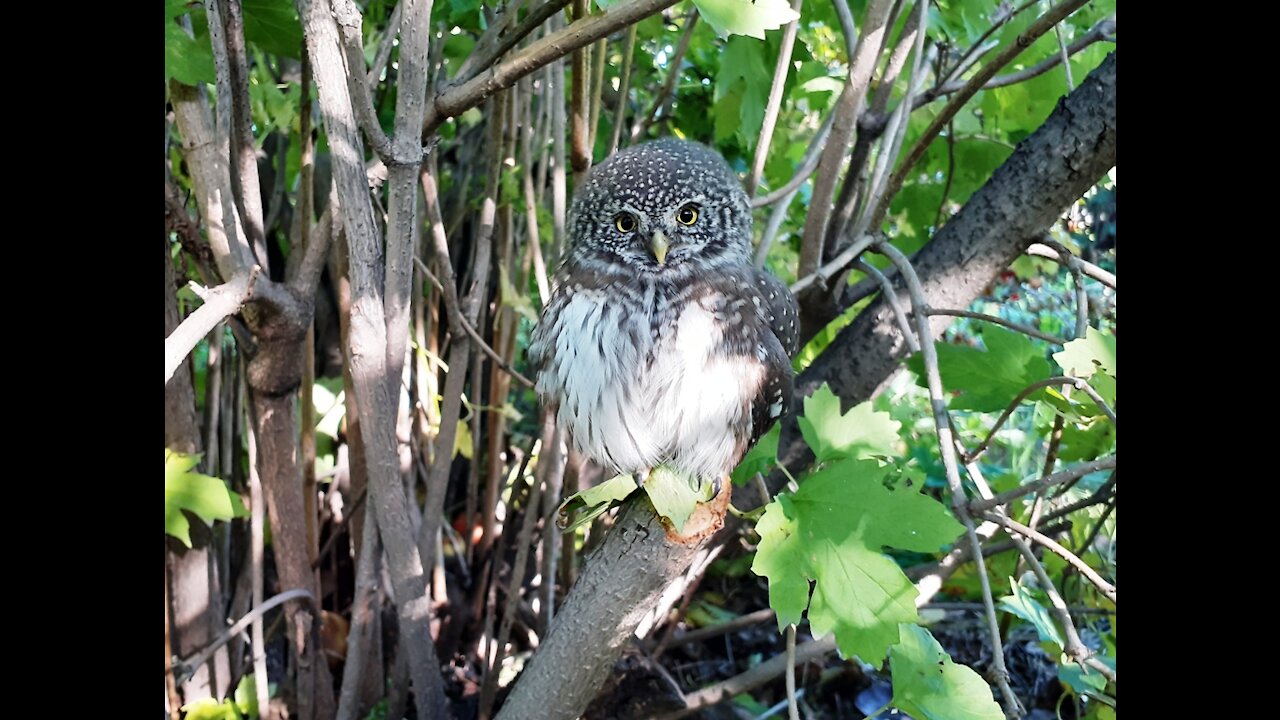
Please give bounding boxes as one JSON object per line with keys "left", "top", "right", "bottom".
{"left": 742, "top": 269, "right": 800, "bottom": 448}
{"left": 751, "top": 269, "right": 800, "bottom": 358}
{"left": 526, "top": 270, "right": 575, "bottom": 400}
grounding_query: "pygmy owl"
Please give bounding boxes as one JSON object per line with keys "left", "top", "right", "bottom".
{"left": 528, "top": 139, "right": 799, "bottom": 492}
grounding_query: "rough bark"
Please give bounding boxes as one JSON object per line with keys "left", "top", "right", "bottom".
{"left": 296, "top": 0, "right": 449, "bottom": 715}
{"left": 797, "top": 53, "right": 1117, "bottom": 412}
{"left": 251, "top": 392, "right": 336, "bottom": 720}
{"left": 495, "top": 490, "right": 731, "bottom": 720}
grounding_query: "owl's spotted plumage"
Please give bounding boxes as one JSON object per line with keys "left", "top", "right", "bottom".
{"left": 528, "top": 139, "right": 799, "bottom": 488}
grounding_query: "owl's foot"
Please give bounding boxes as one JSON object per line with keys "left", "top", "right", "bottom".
{"left": 708, "top": 476, "right": 722, "bottom": 500}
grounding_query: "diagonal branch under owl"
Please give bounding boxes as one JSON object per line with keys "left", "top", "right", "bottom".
{"left": 529, "top": 139, "right": 800, "bottom": 501}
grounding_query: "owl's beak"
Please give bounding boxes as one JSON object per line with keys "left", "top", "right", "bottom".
{"left": 650, "top": 230, "right": 670, "bottom": 266}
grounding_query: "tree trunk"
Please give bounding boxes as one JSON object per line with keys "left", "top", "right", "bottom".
{"left": 496, "top": 490, "right": 730, "bottom": 720}
{"left": 251, "top": 390, "right": 337, "bottom": 720}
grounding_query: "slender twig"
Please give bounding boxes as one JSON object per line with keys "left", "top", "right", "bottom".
{"left": 867, "top": 0, "right": 922, "bottom": 118}
{"left": 658, "top": 607, "right": 778, "bottom": 649}
{"left": 588, "top": 36, "right": 608, "bottom": 152}
{"left": 336, "top": 513, "right": 382, "bottom": 720}
{"left": 570, "top": 0, "right": 592, "bottom": 177}
{"left": 660, "top": 637, "right": 839, "bottom": 719}
{"left": 874, "top": 240, "right": 1023, "bottom": 717}
{"left": 477, "top": 472, "right": 544, "bottom": 718}
{"left": 1027, "top": 242, "right": 1116, "bottom": 289}
{"left": 453, "top": 0, "right": 570, "bottom": 86}
{"left": 630, "top": 11, "right": 699, "bottom": 142}
{"left": 367, "top": 0, "right": 403, "bottom": 85}
{"left": 171, "top": 589, "right": 316, "bottom": 683}
{"left": 966, "top": 461, "right": 1114, "bottom": 685}
{"left": 164, "top": 268, "right": 261, "bottom": 384}
{"left": 747, "top": 0, "right": 803, "bottom": 197}
{"left": 751, "top": 111, "right": 834, "bottom": 208}
{"left": 874, "top": 0, "right": 1091, "bottom": 225}
{"left": 857, "top": 260, "right": 918, "bottom": 352}
{"left": 927, "top": 307, "right": 1068, "bottom": 345}
{"left": 414, "top": 256, "right": 534, "bottom": 387}
{"left": 1054, "top": 21, "right": 1075, "bottom": 91}
{"left": 984, "top": 512, "right": 1116, "bottom": 603}
{"left": 243, "top": 378, "right": 270, "bottom": 717}
{"left": 839, "top": 1, "right": 929, "bottom": 246}
{"left": 970, "top": 455, "right": 1118, "bottom": 513}
{"left": 785, "top": 624, "right": 800, "bottom": 720}
{"left": 426, "top": 0, "right": 681, "bottom": 133}
{"left": 938, "top": 0, "right": 1038, "bottom": 90}
{"left": 609, "top": 24, "right": 638, "bottom": 154}
{"left": 791, "top": 233, "right": 878, "bottom": 296}
{"left": 964, "top": 377, "right": 1116, "bottom": 463}
{"left": 208, "top": 0, "right": 270, "bottom": 271}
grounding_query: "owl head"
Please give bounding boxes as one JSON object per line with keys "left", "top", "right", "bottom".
{"left": 567, "top": 139, "right": 751, "bottom": 275}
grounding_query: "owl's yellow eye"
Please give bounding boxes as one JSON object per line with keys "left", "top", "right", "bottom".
{"left": 677, "top": 204, "right": 699, "bottom": 225}
{"left": 614, "top": 213, "right": 637, "bottom": 233}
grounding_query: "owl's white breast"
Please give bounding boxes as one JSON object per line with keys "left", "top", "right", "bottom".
{"left": 539, "top": 288, "right": 759, "bottom": 480}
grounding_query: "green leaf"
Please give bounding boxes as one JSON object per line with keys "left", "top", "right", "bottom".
{"left": 499, "top": 266, "right": 539, "bottom": 323}
{"left": 557, "top": 474, "right": 638, "bottom": 532}
{"left": 731, "top": 424, "right": 779, "bottom": 486}
{"left": 234, "top": 674, "right": 259, "bottom": 717}
{"left": 165, "top": 449, "right": 246, "bottom": 547}
{"left": 1054, "top": 327, "right": 1116, "bottom": 378}
{"left": 181, "top": 697, "right": 241, "bottom": 720}
{"left": 643, "top": 465, "right": 706, "bottom": 532}
{"left": 1059, "top": 657, "right": 1109, "bottom": 694}
{"left": 890, "top": 624, "right": 1003, "bottom": 720}
{"left": 798, "top": 383, "right": 901, "bottom": 463}
{"left": 165, "top": 0, "right": 215, "bottom": 85}
{"left": 696, "top": 0, "right": 801, "bottom": 39}
{"left": 714, "top": 36, "right": 771, "bottom": 148}
{"left": 242, "top": 0, "right": 305, "bottom": 59}
{"left": 998, "top": 578, "right": 1063, "bottom": 647}
{"left": 752, "top": 460, "right": 963, "bottom": 660}
{"left": 910, "top": 326, "right": 1052, "bottom": 412}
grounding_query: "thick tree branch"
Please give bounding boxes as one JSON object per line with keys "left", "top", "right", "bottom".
{"left": 497, "top": 492, "right": 731, "bottom": 720}
{"left": 296, "top": 0, "right": 449, "bottom": 715}
{"left": 792, "top": 52, "right": 1115, "bottom": 409}
{"left": 165, "top": 268, "right": 261, "bottom": 385}
{"left": 332, "top": 0, "right": 399, "bottom": 162}
{"left": 796, "top": 0, "right": 893, "bottom": 277}
{"left": 219, "top": 0, "right": 270, "bottom": 272}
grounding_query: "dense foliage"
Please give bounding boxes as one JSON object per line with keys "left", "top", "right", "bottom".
{"left": 165, "top": 1, "right": 1116, "bottom": 718}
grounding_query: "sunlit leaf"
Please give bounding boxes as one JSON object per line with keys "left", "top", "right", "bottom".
{"left": 752, "top": 459, "right": 962, "bottom": 659}
{"left": 890, "top": 624, "right": 1003, "bottom": 720}
{"left": 165, "top": 450, "right": 247, "bottom": 547}
{"left": 557, "top": 473, "right": 638, "bottom": 532}
{"left": 696, "top": 0, "right": 800, "bottom": 39}
{"left": 1054, "top": 327, "right": 1116, "bottom": 378}
{"left": 998, "top": 577, "right": 1063, "bottom": 647}
{"left": 798, "top": 383, "right": 901, "bottom": 462}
